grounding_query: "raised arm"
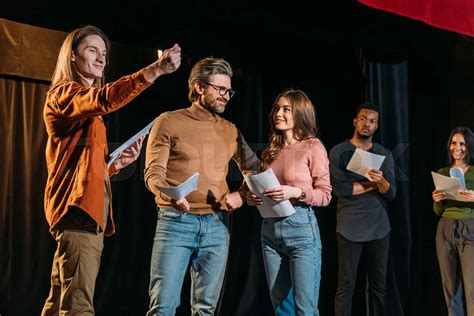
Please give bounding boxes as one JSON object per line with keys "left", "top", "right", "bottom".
{"left": 45, "top": 44, "right": 181, "bottom": 124}
{"left": 143, "top": 44, "right": 182, "bottom": 83}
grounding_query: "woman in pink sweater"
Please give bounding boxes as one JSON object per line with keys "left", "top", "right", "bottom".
{"left": 247, "top": 88, "right": 332, "bottom": 315}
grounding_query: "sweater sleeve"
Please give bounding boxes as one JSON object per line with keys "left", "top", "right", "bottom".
{"left": 380, "top": 150, "right": 396, "bottom": 201}
{"left": 329, "top": 144, "right": 354, "bottom": 197}
{"left": 233, "top": 130, "right": 261, "bottom": 173}
{"left": 433, "top": 201, "right": 445, "bottom": 216}
{"left": 144, "top": 112, "right": 171, "bottom": 197}
{"left": 304, "top": 140, "right": 332, "bottom": 206}
{"left": 432, "top": 167, "right": 448, "bottom": 216}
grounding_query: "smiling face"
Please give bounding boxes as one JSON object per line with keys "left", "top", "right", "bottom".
{"left": 273, "top": 96, "right": 295, "bottom": 132}
{"left": 450, "top": 133, "right": 467, "bottom": 164}
{"left": 71, "top": 34, "right": 107, "bottom": 87}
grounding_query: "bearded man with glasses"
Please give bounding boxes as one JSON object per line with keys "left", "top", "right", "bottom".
{"left": 144, "top": 57, "right": 260, "bottom": 315}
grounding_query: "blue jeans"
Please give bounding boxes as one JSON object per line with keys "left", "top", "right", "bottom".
{"left": 261, "top": 205, "right": 322, "bottom": 316}
{"left": 147, "top": 208, "right": 230, "bottom": 316}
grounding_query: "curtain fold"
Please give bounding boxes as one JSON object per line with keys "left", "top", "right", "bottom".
{"left": 0, "top": 18, "right": 66, "bottom": 81}
{"left": 367, "top": 61, "right": 411, "bottom": 316}
{"left": 358, "top": 0, "right": 474, "bottom": 37}
{"left": 218, "top": 70, "right": 274, "bottom": 315}
{"left": 0, "top": 76, "right": 52, "bottom": 315}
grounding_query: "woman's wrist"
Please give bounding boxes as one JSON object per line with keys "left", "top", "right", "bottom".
{"left": 297, "top": 188, "right": 306, "bottom": 201}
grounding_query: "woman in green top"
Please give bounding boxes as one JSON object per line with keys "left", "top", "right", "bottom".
{"left": 432, "top": 126, "right": 474, "bottom": 316}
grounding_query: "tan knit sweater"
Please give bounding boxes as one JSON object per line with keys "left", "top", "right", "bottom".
{"left": 145, "top": 102, "right": 260, "bottom": 214}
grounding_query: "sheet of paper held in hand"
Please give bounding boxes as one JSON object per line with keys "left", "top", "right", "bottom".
{"left": 346, "top": 148, "right": 386, "bottom": 180}
{"left": 107, "top": 118, "right": 157, "bottom": 167}
{"left": 244, "top": 168, "right": 295, "bottom": 218}
{"left": 155, "top": 172, "right": 200, "bottom": 200}
{"left": 449, "top": 167, "right": 466, "bottom": 190}
{"left": 431, "top": 171, "right": 464, "bottom": 201}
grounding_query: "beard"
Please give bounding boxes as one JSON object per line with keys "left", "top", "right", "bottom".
{"left": 201, "top": 94, "right": 226, "bottom": 114}
{"left": 356, "top": 131, "right": 371, "bottom": 140}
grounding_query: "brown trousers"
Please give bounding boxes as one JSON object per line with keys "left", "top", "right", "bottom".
{"left": 41, "top": 227, "right": 104, "bottom": 315}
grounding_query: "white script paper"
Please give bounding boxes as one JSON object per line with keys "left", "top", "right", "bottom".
{"left": 346, "top": 148, "right": 386, "bottom": 180}
{"left": 244, "top": 168, "right": 295, "bottom": 218}
{"left": 155, "top": 172, "right": 200, "bottom": 200}
{"left": 449, "top": 167, "right": 466, "bottom": 190}
{"left": 107, "top": 118, "right": 157, "bottom": 167}
{"left": 431, "top": 171, "right": 464, "bottom": 201}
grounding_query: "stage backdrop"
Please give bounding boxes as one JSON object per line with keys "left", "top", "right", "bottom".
{"left": 358, "top": 0, "right": 474, "bottom": 37}
{"left": 7, "top": 14, "right": 471, "bottom": 316}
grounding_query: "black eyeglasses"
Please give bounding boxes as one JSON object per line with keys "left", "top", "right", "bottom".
{"left": 206, "top": 82, "right": 236, "bottom": 98}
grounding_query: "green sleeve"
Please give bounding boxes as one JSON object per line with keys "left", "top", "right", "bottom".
{"left": 433, "top": 201, "right": 444, "bottom": 216}
{"left": 432, "top": 166, "right": 449, "bottom": 216}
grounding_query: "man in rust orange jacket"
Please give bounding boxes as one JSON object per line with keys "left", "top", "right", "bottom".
{"left": 41, "top": 25, "right": 181, "bottom": 315}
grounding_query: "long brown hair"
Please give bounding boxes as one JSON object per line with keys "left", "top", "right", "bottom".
{"left": 262, "top": 89, "right": 319, "bottom": 166}
{"left": 50, "top": 25, "right": 110, "bottom": 88}
{"left": 447, "top": 126, "right": 474, "bottom": 165}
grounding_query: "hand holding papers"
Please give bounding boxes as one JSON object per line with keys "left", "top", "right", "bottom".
{"left": 431, "top": 171, "right": 464, "bottom": 201}
{"left": 155, "top": 172, "right": 199, "bottom": 200}
{"left": 244, "top": 168, "right": 295, "bottom": 218}
{"left": 346, "top": 148, "right": 385, "bottom": 180}
{"left": 107, "top": 118, "right": 156, "bottom": 167}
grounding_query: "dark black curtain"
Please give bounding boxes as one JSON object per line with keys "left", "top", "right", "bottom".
{"left": 367, "top": 61, "right": 411, "bottom": 316}
{"left": 4, "top": 17, "right": 474, "bottom": 316}
{"left": 218, "top": 69, "right": 273, "bottom": 315}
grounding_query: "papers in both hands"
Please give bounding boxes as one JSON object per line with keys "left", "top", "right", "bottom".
{"left": 346, "top": 148, "right": 386, "bottom": 180}
{"left": 244, "top": 168, "right": 295, "bottom": 218}
{"left": 155, "top": 172, "right": 200, "bottom": 200}
{"left": 431, "top": 171, "right": 464, "bottom": 201}
{"left": 107, "top": 118, "right": 157, "bottom": 167}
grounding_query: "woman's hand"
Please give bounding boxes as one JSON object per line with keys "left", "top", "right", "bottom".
{"left": 246, "top": 191, "right": 263, "bottom": 206}
{"left": 432, "top": 189, "right": 446, "bottom": 203}
{"left": 264, "top": 185, "right": 301, "bottom": 201}
{"left": 459, "top": 189, "right": 474, "bottom": 202}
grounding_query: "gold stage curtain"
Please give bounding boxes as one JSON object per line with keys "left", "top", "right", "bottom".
{"left": 0, "top": 18, "right": 66, "bottom": 81}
